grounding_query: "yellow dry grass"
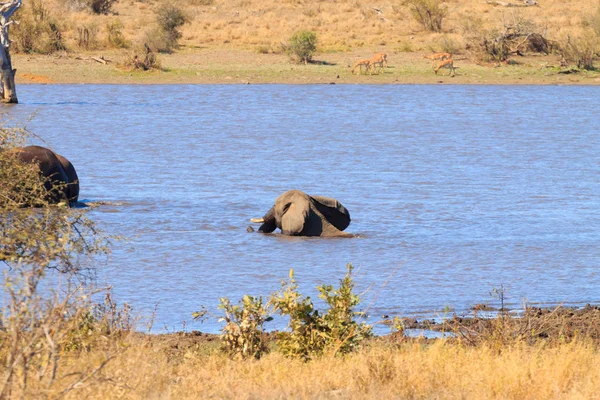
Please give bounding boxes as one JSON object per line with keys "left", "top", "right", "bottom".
{"left": 30, "top": 0, "right": 600, "bottom": 53}
{"left": 10, "top": 336, "right": 600, "bottom": 399}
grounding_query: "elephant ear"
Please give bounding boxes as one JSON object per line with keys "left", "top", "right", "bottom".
{"left": 281, "top": 201, "right": 309, "bottom": 235}
{"left": 311, "top": 196, "right": 351, "bottom": 232}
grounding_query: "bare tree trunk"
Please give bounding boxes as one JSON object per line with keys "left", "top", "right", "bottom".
{"left": 0, "top": 1, "right": 22, "bottom": 104}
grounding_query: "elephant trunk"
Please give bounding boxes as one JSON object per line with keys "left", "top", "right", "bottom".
{"left": 254, "top": 206, "right": 277, "bottom": 233}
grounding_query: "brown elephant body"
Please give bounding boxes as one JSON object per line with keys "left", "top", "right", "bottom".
{"left": 14, "top": 145, "right": 79, "bottom": 206}
{"left": 254, "top": 190, "right": 352, "bottom": 237}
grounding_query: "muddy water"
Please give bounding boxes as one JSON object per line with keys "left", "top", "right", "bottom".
{"left": 6, "top": 84, "right": 600, "bottom": 333}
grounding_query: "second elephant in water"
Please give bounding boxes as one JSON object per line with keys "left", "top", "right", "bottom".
{"left": 14, "top": 145, "right": 80, "bottom": 206}
{"left": 251, "top": 190, "right": 352, "bottom": 237}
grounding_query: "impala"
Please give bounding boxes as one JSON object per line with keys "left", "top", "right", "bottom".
{"left": 434, "top": 58, "right": 455, "bottom": 76}
{"left": 351, "top": 59, "right": 371, "bottom": 75}
{"left": 423, "top": 52, "right": 452, "bottom": 63}
{"left": 368, "top": 53, "right": 387, "bottom": 75}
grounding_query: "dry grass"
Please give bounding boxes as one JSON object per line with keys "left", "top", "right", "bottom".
{"left": 14, "top": 0, "right": 600, "bottom": 54}
{"left": 3, "top": 302, "right": 599, "bottom": 398}
{"left": 10, "top": 335, "right": 599, "bottom": 399}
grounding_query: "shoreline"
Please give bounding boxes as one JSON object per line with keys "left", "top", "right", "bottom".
{"left": 143, "top": 304, "right": 600, "bottom": 340}
{"left": 13, "top": 48, "right": 600, "bottom": 86}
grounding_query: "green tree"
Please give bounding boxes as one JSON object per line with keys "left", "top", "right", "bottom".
{"left": 287, "top": 30, "right": 318, "bottom": 64}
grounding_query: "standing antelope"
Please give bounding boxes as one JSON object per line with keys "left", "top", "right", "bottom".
{"left": 373, "top": 52, "right": 388, "bottom": 67}
{"left": 424, "top": 52, "right": 452, "bottom": 66}
{"left": 434, "top": 58, "right": 455, "bottom": 76}
{"left": 351, "top": 59, "right": 371, "bottom": 75}
{"left": 368, "top": 53, "right": 387, "bottom": 75}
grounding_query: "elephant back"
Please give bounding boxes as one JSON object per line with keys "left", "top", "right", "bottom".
{"left": 310, "top": 195, "right": 351, "bottom": 232}
{"left": 16, "top": 146, "right": 70, "bottom": 204}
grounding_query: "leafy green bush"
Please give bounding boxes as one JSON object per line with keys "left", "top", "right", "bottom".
{"left": 403, "top": 0, "right": 447, "bottom": 33}
{"left": 272, "top": 265, "right": 372, "bottom": 360}
{"left": 286, "top": 30, "right": 318, "bottom": 64}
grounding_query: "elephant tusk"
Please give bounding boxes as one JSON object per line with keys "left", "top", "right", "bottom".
{"left": 250, "top": 218, "right": 264, "bottom": 223}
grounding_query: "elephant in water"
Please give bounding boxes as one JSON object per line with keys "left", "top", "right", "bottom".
{"left": 251, "top": 190, "right": 352, "bottom": 237}
{"left": 14, "top": 145, "right": 79, "bottom": 206}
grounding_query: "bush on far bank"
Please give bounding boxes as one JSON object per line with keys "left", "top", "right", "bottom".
{"left": 285, "top": 30, "right": 318, "bottom": 64}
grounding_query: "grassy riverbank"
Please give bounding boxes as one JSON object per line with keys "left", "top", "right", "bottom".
{"left": 13, "top": 48, "right": 600, "bottom": 85}
{"left": 3, "top": 304, "right": 600, "bottom": 399}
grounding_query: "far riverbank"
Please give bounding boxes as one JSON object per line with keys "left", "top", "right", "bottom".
{"left": 14, "top": 47, "right": 600, "bottom": 85}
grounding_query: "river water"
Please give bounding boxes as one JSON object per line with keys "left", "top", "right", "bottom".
{"left": 5, "top": 84, "right": 600, "bottom": 333}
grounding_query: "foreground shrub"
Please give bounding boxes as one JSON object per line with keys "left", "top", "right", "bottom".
{"left": 403, "top": 0, "right": 447, "bottom": 33}
{"left": 286, "top": 30, "right": 318, "bottom": 64}
{"left": 206, "top": 265, "right": 371, "bottom": 361}
{"left": 272, "top": 265, "right": 372, "bottom": 360}
{"left": 216, "top": 296, "right": 272, "bottom": 360}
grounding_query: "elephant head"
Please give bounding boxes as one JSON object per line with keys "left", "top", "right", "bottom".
{"left": 251, "top": 190, "right": 352, "bottom": 237}
{"left": 14, "top": 145, "right": 79, "bottom": 206}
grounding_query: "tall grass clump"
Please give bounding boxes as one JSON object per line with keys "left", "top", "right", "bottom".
{"left": 77, "top": 24, "right": 99, "bottom": 50}
{"left": 106, "top": 20, "right": 130, "bottom": 48}
{"left": 285, "top": 30, "right": 318, "bottom": 64}
{"left": 560, "top": 33, "right": 598, "bottom": 70}
{"left": 403, "top": 0, "right": 447, "bottom": 32}
{"left": 12, "top": 0, "right": 67, "bottom": 54}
